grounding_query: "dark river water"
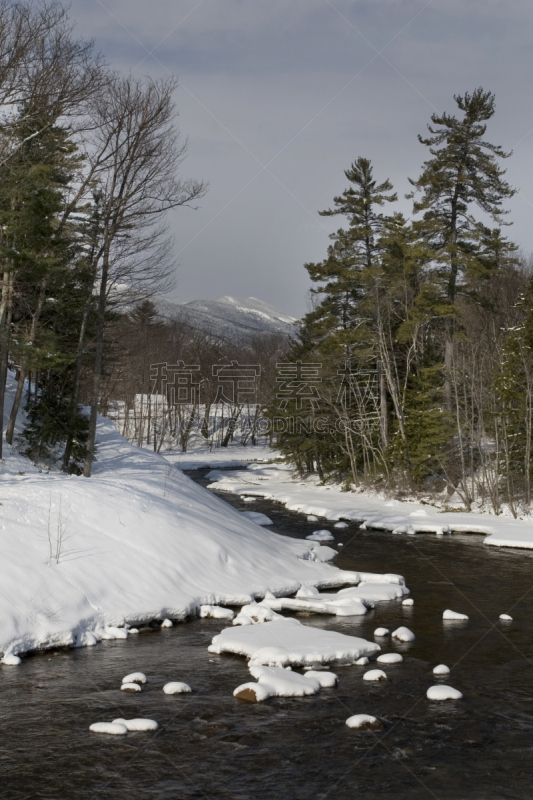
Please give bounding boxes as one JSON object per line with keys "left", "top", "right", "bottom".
{"left": 2, "top": 468, "right": 533, "bottom": 800}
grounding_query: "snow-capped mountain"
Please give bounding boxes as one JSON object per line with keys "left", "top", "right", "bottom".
{"left": 157, "top": 295, "right": 298, "bottom": 346}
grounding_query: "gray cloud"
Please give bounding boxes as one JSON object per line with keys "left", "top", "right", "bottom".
{"left": 69, "top": 0, "right": 533, "bottom": 315}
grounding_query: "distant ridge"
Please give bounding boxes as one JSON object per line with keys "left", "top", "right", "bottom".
{"left": 156, "top": 295, "right": 298, "bottom": 346}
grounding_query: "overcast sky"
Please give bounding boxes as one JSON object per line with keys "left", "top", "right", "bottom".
{"left": 70, "top": 0, "right": 533, "bottom": 317}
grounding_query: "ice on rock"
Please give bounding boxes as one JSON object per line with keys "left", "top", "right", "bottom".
{"left": 240, "top": 511, "right": 273, "bottom": 526}
{"left": 163, "top": 682, "right": 191, "bottom": 694}
{"left": 200, "top": 605, "right": 235, "bottom": 620}
{"left": 499, "top": 613, "right": 513, "bottom": 621}
{"left": 112, "top": 718, "right": 158, "bottom": 731}
{"left": 377, "top": 653, "right": 403, "bottom": 664}
{"left": 346, "top": 714, "right": 383, "bottom": 731}
{"left": 355, "top": 657, "right": 369, "bottom": 666}
{"left": 391, "top": 626, "right": 415, "bottom": 642}
{"left": 209, "top": 618, "right": 380, "bottom": 667}
{"left": 374, "top": 627, "right": 389, "bottom": 637}
{"left": 443, "top": 609, "right": 469, "bottom": 621}
{"left": 427, "top": 685, "right": 463, "bottom": 701}
{"left": 363, "top": 669, "right": 387, "bottom": 682}
{"left": 161, "top": 618, "right": 173, "bottom": 628}
{"left": 121, "top": 682, "right": 142, "bottom": 692}
{"left": 433, "top": 664, "right": 450, "bottom": 675}
{"left": 122, "top": 672, "right": 146, "bottom": 685}
{"left": 307, "top": 515, "right": 319, "bottom": 522}
{"left": 304, "top": 670, "right": 338, "bottom": 687}
{"left": 2, "top": 653, "right": 21, "bottom": 665}
{"left": 305, "top": 529, "right": 334, "bottom": 542}
{"left": 90, "top": 722, "right": 128, "bottom": 735}
{"left": 402, "top": 598, "right": 414, "bottom": 607}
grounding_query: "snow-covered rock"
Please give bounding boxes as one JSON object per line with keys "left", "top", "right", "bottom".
{"left": 334, "top": 521, "right": 348, "bottom": 529}
{"left": 402, "top": 598, "right": 414, "bottom": 607}
{"left": 391, "top": 626, "right": 415, "bottom": 642}
{"left": 363, "top": 669, "right": 387, "bottom": 682}
{"left": 200, "top": 605, "right": 235, "bottom": 620}
{"left": 377, "top": 653, "right": 403, "bottom": 664}
{"left": 122, "top": 672, "right": 146, "bottom": 685}
{"left": 240, "top": 511, "right": 273, "bottom": 526}
{"left": 499, "top": 613, "right": 513, "bottom": 621}
{"left": 355, "top": 656, "right": 369, "bottom": 666}
{"left": 307, "top": 515, "right": 319, "bottom": 522}
{"left": 163, "top": 682, "right": 191, "bottom": 694}
{"left": 161, "top": 619, "right": 173, "bottom": 628}
{"left": 112, "top": 718, "right": 158, "bottom": 731}
{"left": 305, "top": 529, "right": 334, "bottom": 542}
{"left": 304, "top": 669, "right": 338, "bottom": 687}
{"left": 209, "top": 618, "right": 380, "bottom": 667}
{"left": 374, "top": 627, "right": 389, "bottom": 637}
{"left": 2, "top": 653, "right": 21, "bottom": 665}
{"left": 346, "top": 714, "right": 383, "bottom": 730}
{"left": 432, "top": 664, "right": 450, "bottom": 675}
{"left": 89, "top": 722, "right": 128, "bottom": 735}
{"left": 443, "top": 609, "right": 469, "bottom": 621}
{"left": 121, "top": 682, "right": 142, "bottom": 693}
{"left": 427, "top": 685, "right": 462, "bottom": 701}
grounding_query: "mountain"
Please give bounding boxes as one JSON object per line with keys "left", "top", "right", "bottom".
{"left": 156, "top": 295, "right": 299, "bottom": 346}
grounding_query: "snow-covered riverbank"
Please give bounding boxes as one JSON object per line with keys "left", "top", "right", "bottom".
{"left": 0, "top": 385, "right": 402, "bottom": 661}
{"left": 206, "top": 461, "right": 533, "bottom": 550}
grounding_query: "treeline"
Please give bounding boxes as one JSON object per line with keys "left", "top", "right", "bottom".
{"left": 270, "top": 88, "right": 533, "bottom": 515}
{"left": 100, "top": 301, "right": 289, "bottom": 452}
{"left": 0, "top": 1, "right": 204, "bottom": 474}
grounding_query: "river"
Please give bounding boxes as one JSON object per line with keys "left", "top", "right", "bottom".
{"left": 2, "top": 468, "right": 533, "bottom": 799}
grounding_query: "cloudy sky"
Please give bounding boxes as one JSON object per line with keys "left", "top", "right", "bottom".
{"left": 70, "top": 0, "right": 533, "bottom": 316}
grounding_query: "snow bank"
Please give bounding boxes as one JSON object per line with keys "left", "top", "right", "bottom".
{"left": 207, "top": 462, "right": 533, "bottom": 549}
{"left": 0, "top": 375, "right": 401, "bottom": 659}
{"left": 209, "top": 618, "right": 380, "bottom": 667}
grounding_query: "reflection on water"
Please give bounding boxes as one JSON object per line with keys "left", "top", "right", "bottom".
{"left": 2, "top": 470, "right": 533, "bottom": 799}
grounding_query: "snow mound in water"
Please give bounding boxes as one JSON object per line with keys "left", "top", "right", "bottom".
{"left": 427, "top": 684, "right": 462, "bottom": 700}
{"left": 200, "top": 605, "right": 235, "bottom": 620}
{"left": 122, "top": 672, "right": 146, "bottom": 685}
{"left": 346, "top": 714, "right": 383, "bottom": 730}
{"left": 391, "top": 626, "right": 415, "bottom": 642}
{"left": 90, "top": 722, "right": 128, "bottom": 735}
{"left": 209, "top": 618, "right": 380, "bottom": 667}
{"left": 304, "top": 669, "right": 338, "bottom": 687}
{"left": 112, "top": 718, "right": 158, "bottom": 731}
{"left": 2, "top": 653, "right": 21, "bottom": 665}
{"left": 363, "top": 669, "right": 387, "bottom": 681}
{"left": 443, "top": 609, "right": 469, "bottom": 621}
{"left": 355, "top": 657, "right": 369, "bottom": 666}
{"left": 234, "top": 665, "right": 322, "bottom": 702}
{"left": 121, "top": 682, "right": 142, "bottom": 692}
{"left": 307, "top": 515, "right": 319, "bottom": 522}
{"left": 163, "top": 681, "right": 191, "bottom": 694}
{"left": 433, "top": 664, "right": 450, "bottom": 675}
{"left": 402, "top": 598, "right": 414, "bottom": 606}
{"left": 161, "top": 619, "right": 173, "bottom": 628}
{"left": 240, "top": 511, "right": 273, "bottom": 526}
{"left": 305, "top": 529, "right": 334, "bottom": 542}
{"left": 374, "top": 627, "right": 389, "bottom": 637}
{"left": 377, "top": 653, "right": 403, "bottom": 664}
{"left": 499, "top": 613, "right": 513, "bottom": 621}
{"left": 334, "top": 521, "right": 348, "bottom": 529}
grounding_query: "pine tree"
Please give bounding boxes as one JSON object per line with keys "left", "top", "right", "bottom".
{"left": 408, "top": 88, "right": 515, "bottom": 410}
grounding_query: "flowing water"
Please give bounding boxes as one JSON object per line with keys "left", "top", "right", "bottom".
{"left": 2, "top": 468, "right": 533, "bottom": 799}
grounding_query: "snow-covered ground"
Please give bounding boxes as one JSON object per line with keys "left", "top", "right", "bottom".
{"left": 206, "top": 462, "right": 533, "bottom": 549}
{"left": 0, "top": 376, "right": 400, "bottom": 661}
